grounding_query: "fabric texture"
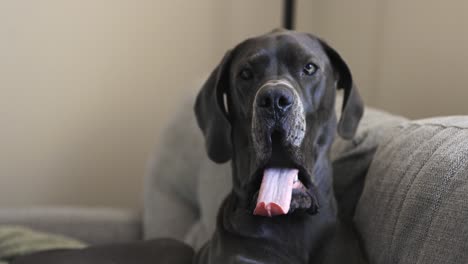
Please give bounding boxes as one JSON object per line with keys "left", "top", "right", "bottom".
{"left": 0, "top": 225, "right": 86, "bottom": 263}
{"left": 0, "top": 207, "right": 141, "bottom": 245}
{"left": 355, "top": 116, "right": 468, "bottom": 264}
{"left": 331, "top": 96, "right": 407, "bottom": 219}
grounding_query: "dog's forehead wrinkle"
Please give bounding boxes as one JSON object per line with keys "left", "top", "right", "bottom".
{"left": 246, "top": 49, "right": 270, "bottom": 63}
{"left": 273, "top": 33, "right": 328, "bottom": 66}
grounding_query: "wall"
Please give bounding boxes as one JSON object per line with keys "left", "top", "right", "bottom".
{"left": 299, "top": 0, "right": 468, "bottom": 118}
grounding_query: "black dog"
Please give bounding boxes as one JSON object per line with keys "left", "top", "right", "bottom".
{"left": 193, "top": 29, "right": 366, "bottom": 264}
{"left": 10, "top": 29, "right": 366, "bottom": 264}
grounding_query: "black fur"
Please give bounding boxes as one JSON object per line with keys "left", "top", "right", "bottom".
{"left": 194, "top": 30, "right": 366, "bottom": 264}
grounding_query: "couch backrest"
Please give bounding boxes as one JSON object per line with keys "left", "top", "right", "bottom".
{"left": 355, "top": 116, "right": 468, "bottom": 264}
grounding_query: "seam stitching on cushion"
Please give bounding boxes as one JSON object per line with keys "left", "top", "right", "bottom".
{"left": 415, "top": 130, "right": 466, "bottom": 264}
{"left": 388, "top": 126, "right": 445, "bottom": 263}
{"left": 377, "top": 125, "right": 434, "bottom": 182}
{"left": 399, "top": 122, "right": 468, "bottom": 130}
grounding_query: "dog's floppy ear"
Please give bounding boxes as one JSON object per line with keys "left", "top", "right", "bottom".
{"left": 319, "top": 39, "right": 364, "bottom": 139}
{"left": 194, "top": 51, "right": 233, "bottom": 163}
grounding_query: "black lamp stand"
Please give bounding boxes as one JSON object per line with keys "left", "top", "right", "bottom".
{"left": 283, "top": 0, "right": 295, "bottom": 30}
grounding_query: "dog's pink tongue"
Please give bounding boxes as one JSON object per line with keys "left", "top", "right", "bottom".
{"left": 253, "top": 168, "right": 298, "bottom": 217}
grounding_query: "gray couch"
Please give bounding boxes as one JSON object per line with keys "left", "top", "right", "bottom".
{"left": 1, "top": 95, "right": 468, "bottom": 264}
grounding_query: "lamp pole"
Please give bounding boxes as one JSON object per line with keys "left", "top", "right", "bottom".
{"left": 283, "top": 0, "right": 295, "bottom": 30}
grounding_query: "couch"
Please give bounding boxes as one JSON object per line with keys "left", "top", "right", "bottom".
{"left": 1, "top": 94, "right": 467, "bottom": 264}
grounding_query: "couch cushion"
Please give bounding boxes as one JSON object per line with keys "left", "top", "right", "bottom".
{"left": 0, "top": 207, "right": 141, "bottom": 245}
{"left": 143, "top": 95, "right": 202, "bottom": 241}
{"left": 331, "top": 96, "right": 407, "bottom": 219}
{"left": 355, "top": 116, "right": 468, "bottom": 264}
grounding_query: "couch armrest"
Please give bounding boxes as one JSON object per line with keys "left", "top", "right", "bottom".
{"left": 355, "top": 116, "right": 468, "bottom": 263}
{"left": 0, "top": 207, "right": 142, "bottom": 245}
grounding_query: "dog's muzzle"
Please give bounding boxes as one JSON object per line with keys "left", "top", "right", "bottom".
{"left": 249, "top": 80, "right": 312, "bottom": 217}
{"left": 252, "top": 79, "right": 306, "bottom": 160}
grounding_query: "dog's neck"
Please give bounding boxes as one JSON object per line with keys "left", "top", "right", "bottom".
{"left": 212, "top": 126, "right": 338, "bottom": 263}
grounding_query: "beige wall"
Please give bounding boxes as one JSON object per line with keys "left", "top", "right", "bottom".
{"left": 1, "top": 0, "right": 467, "bottom": 209}
{"left": 375, "top": 0, "right": 468, "bottom": 118}
{"left": 300, "top": 0, "right": 468, "bottom": 118}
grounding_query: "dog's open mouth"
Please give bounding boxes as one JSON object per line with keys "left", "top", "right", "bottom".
{"left": 251, "top": 132, "right": 318, "bottom": 217}
{"left": 253, "top": 168, "right": 314, "bottom": 217}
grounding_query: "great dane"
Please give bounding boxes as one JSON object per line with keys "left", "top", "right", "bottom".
{"left": 193, "top": 29, "right": 366, "bottom": 264}
{"left": 11, "top": 29, "right": 366, "bottom": 264}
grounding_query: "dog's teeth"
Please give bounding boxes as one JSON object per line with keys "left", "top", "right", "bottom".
{"left": 294, "top": 174, "right": 298, "bottom": 182}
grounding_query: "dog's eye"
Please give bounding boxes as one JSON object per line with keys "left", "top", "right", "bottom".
{"left": 239, "top": 68, "right": 253, "bottom": 80}
{"left": 303, "top": 63, "right": 318, "bottom": 76}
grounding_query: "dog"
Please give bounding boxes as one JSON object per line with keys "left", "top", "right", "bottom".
{"left": 10, "top": 29, "right": 366, "bottom": 264}
{"left": 193, "top": 29, "right": 366, "bottom": 264}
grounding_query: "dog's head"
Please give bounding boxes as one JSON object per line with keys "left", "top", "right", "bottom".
{"left": 195, "top": 30, "right": 363, "bottom": 217}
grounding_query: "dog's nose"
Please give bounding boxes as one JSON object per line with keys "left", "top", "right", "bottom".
{"left": 256, "top": 86, "right": 294, "bottom": 114}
